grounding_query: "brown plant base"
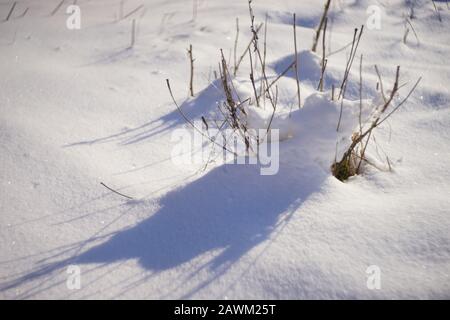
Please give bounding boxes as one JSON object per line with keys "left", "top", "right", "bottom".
{"left": 331, "top": 153, "right": 358, "bottom": 182}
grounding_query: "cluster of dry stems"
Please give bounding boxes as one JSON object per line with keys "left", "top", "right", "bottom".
{"left": 167, "top": 0, "right": 421, "bottom": 181}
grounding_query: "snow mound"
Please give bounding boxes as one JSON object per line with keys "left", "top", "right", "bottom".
{"left": 174, "top": 70, "right": 374, "bottom": 172}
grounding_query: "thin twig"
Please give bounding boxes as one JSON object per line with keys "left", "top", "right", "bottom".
{"left": 317, "top": 60, "right": 328, "bottom": 91}
{"left": 405, "top": 18, "right": 420, "bottom": 44}
{"left": 263, "top": 86, "right": 278, "bottom": 138}
{"left": 261, "top": 60, "right": 295, "bottom": 99}
{"left": 262, "top": 12, "right": 268, "bottom": 76}
{"left": 293, "top": 13, "right": 301, "bottom": 109}
{"left": 374, "top": 65, "right": 387, "bottom": 103}
{"left": 312, "top": 0, "right": 331, "bottom": 52}
{"left": 248, "top": 50, "right": 260, "bottom": 107}
{"left": 377, "top": 76, "right": 422, "bottom": 126}
{"left": 129, "top": 19, "right": 136, "bottom": 48}
{"left": 51, "top": 0, "right": 64, "bottom": 16}
{"left": 342, "top": 67, "right": 400, "bottom": 162}
{"left": 358, "top": 54, "right": 363, "bottom": 136}
{"left": 403, "top": 27, "right": 410, "bottom": 44}
{"left": 233, "top": 17, "right": 239, "bottom": 75}
{"left": 326, "top": 40, "right": 353, "bottom": 58}
{"left": 386, "top": 156, "right": 392, "bottom": 171}
{"left": 260, "top": 13, "right": 268, "bottom": 99}
{"left": 100, "top": 182, "right": 134, "bottom": 200}
{"left": 356, "top": 54, "right": 366, "bottom": 174}
{"left": 357, "top": 128, "right": 372, "bottom": 174}
{"left": 6, "top": 1, "right": 17, "bottom": 21}
{"left": 18, "top": 7, "right": 29, "bottom": 19}
{"left": 234, "top": 23, "right": 263, "bottom": 75}
{"left": 318, "top": 17, "right": 328, "bottom": 92}
{"left": 188, "top": 44, "right": 194, "bottom": 97}
{"left": 338, "top": 26, "right": 364, "bottom": 100}
{"left": 336, "top": 26, "right": 364, "bottom": 131}
{"left": 408, "top": 0, "right": 416, "bottom": 19}
{"left": 431, "top": 0, "right": 442, "bottom": 22}
{"left": 247, "top": 1, "right": 276, "bottom": 111}
{"left": 121, "top": 4, "right": 144, "bottom": 21}
{"left": 166, "top": 79, "right": 237, "bottom": 156}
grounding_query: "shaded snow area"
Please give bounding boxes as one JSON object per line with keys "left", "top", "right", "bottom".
{"left": 1, "top": 0, "right": 449, "bottom": 299}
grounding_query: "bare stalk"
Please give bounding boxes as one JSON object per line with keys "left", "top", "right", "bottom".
{"left": 293, "top": 13, "right": 301, "bottom": 109}
{"left": 129, "top": 19, "right": 136, "bottom": 48}
{"left": 377, "top": 76, "right": 422, "bottom": 126}
{"left": 233, "top": 18, "right": 239, "bottom": 75}
{"left": 6, "top": 1, "right": 17, "bottom": 21}
{"left": 234, "top": 23, "right": 263, "bottom": 75}
{"left": 260, "top": 13, "right": 268, "bottom": 98}
{"left": 432, "top": 0, "right": 442, "bottom": 22}
{"left": 405, "top": 18, "right": 420, "bottom": 44}
{"left": 358, "top": 54, "right": 363, "bottom": 137}
{"left": 262, "top": 13, "right": 268, "bottom": 77}
{"left": 356, "top": 54, "right": 364, "bottom": 172}
{"left": 248, "top": 50, "right": 260, "bottom": 107}
{"left": 51, "top": 0, "right": 64, "bottom": 16}
{"left": 311, "top": 0, "right": 331, "bottom": 52}
{"left": 188, "top": 44, "right": 194, "bottom": 97}
{"left": 318, "top": 17, "right": 328, "bottom": 92}
{"left": 121, "top": 4, "right": 144, "bottom": 20}
{"left": 408, "top": 0, "right": 415, "bottom": 19}
{"left": 338, "top": 26, "right": 364, "bottom": 100}
{"left": 259, "top": 60, "right": 295, "bottom": 101}
{"left": 247, "top": 1, "right": 276, "bottom": 111}
{"left": 403, "top": 27, "right": 410, "bottom": 44}
{"left": 336, "top": 26, "right": 364, "bottom": 131}
{"left": 318, "top": 60, "right": 328, "bottom": 92}
{"left": 263, "top": 86, "right": 278, "bottom": 138}
{"left": 18, "top": 7, "right": 29, "bottom": 18}
{"left": 374, "top": 65, "right": 387, "bottom": 103}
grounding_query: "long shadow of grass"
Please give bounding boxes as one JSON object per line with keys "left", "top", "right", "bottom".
{"left": 76, "top": 159, "right": 323, "bottom": 271}
{"left": 0, "top": 151, "right": 326, "bottom": 297}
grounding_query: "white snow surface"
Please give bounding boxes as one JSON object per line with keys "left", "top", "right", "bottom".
{"left": 0, "top": 0, "right": 449, "bottom": 299}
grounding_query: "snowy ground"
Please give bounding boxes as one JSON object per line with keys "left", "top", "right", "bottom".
{"left": 0, "top": 0, "right": 449, "bottom": 299}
